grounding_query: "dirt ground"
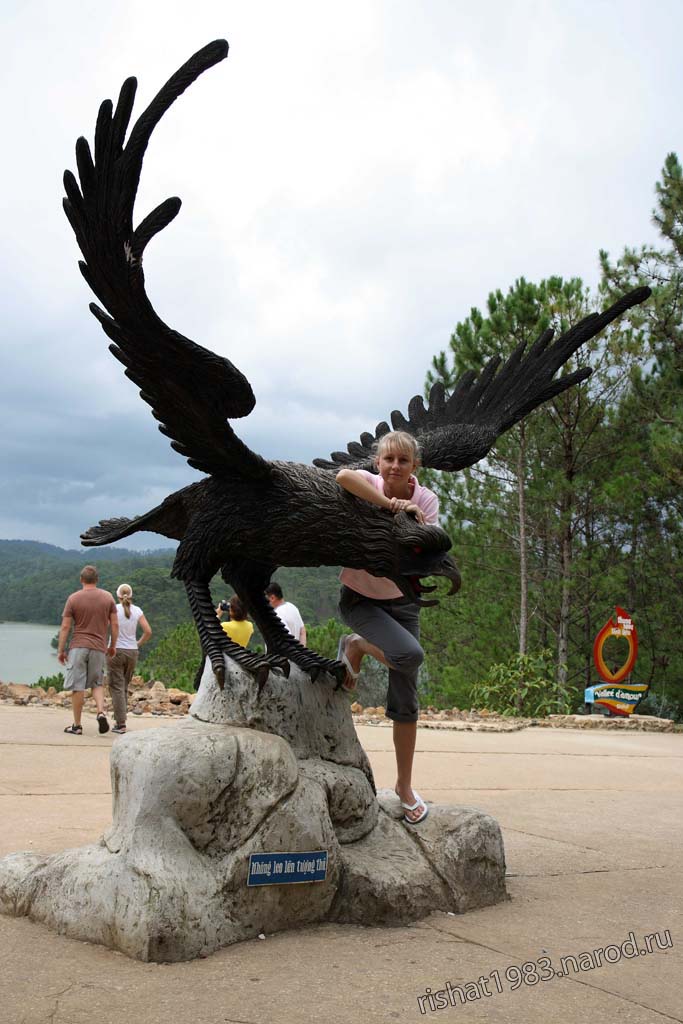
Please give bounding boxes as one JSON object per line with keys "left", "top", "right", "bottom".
{"left": 0, "top": 704, "right": 681, "bottom": 1024}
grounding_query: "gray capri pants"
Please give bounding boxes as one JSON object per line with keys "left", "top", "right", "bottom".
{"left": 338, "top": 585, "right": 423, "bottom": 723}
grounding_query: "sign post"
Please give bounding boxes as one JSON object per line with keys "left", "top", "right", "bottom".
{"left": 585, "top": 607, "right": 648, "bottom": 716}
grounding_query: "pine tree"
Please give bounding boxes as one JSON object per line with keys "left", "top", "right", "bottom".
{"left": 424, "top": 276, "right": 647, "bottom": 705}
{"left": 600, "top": 152, "right": 683, "bottom": 495}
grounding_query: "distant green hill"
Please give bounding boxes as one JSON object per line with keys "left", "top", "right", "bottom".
{"left": 0, "top": 540, "right": 181, "bottom": 635}
{"left": 0, "top": 540, "right": 341, "bottom": 657}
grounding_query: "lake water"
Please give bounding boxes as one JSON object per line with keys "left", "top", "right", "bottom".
{"left": 0, "top": 622, "right": 62, "bottom": 685}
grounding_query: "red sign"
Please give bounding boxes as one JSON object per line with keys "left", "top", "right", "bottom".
{"left": 592, "top": 606, "right": 638, "bottom": 684}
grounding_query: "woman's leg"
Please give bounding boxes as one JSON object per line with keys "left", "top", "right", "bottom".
{"left": 382, "top": 602, "right": 425, "bottom": 821}
{"left": 107, "top": 652, "right": 127, "bottom": 727}
{"left": 339, "top": 593, "right": 423, "bottom": 687}
{"left": 339, "top": 593, "right": 426, "bottom": 822}
{"left": 345, "top": 633, "right": 388, "bottom": 674}
{"left": 394, "top": 719, "right": 419, "bottom": 811}
{"left": 120, "top": 651, "right": 138, "bottom": 726}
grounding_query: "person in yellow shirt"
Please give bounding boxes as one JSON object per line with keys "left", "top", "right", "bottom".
{"left": 195, "top": 596, "right": 255, "bottom": 693}
{"left": 220, "top": 595, "right": 254, "bottom": 648}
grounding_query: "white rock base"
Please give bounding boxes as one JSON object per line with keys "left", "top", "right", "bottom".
{"left": 0, "top": 662, "right": 506, "bottom": 961}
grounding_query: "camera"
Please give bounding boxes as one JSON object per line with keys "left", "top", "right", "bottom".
{"left": 219, "top": 600, "right": 230, "bottom": 612}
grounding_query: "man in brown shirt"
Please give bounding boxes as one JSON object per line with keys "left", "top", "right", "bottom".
{"left": 57, "top": 565, "right": 118, "bottom": 735}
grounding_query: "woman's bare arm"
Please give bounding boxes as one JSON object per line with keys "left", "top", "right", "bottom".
{"left": 335, "top": 469, "right": 425, "bottom": 523}
{"left": 137, "top": 614, "right": 152, "bottom": 648}
{"left": 336, "top": 469, "right": 392, "bottom": 508}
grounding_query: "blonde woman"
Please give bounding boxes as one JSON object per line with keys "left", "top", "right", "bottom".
{"left": 107, "top": 584, "right": 152, "bottom": 734}
{"left": 336, "top": 431, "right": 437, "bottom": 825}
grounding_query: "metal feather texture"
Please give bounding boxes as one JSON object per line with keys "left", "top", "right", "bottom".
{"left": 63, "top": 39, "right": 271, "bottom": 481}
{"left": 313, "top": 286, "right": 651, "bottom": 473}
{"left": 66, "top": 42, "right": 653, "bottom": 693}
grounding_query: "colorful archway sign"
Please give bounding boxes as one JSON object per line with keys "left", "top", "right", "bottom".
{"left": 585, "top": 682, "right": 649, "bottom": 717}
{"left": 587, "top": 607, "right": 647, "bottom": 716}
{"left": 592, "top": 606, "right": 638, "bottom": 683}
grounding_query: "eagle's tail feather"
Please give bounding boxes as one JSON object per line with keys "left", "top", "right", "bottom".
{"left": 81, "top": 516, "right": 143, "bottom": 546}
{"left": 81, "top": 494, "right": 188, "bottom": 547}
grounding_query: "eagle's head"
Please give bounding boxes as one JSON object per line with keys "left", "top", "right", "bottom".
{"left": 361, "top": 510, "right": 460, "bottom": 607}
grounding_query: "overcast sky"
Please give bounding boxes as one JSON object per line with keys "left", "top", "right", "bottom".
{"left": 1, "top": 0, "right": 681, "bottom": 550}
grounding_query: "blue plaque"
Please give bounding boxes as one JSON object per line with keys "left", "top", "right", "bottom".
{"left": 247, "top": 850, "right": 328, "bottom": 886}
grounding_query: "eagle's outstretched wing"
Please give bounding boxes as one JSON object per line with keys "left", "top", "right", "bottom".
{"left": 63, "top": 40, "right": 270, "bottom": 481}
{"left": 313, "top": 287, "right": 651, "bottom": 473}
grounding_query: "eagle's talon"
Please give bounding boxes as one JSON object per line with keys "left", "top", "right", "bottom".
{"left": 268, "top": 655, "right": 290, "bottom": 677}
{"left": 212, "top": 661, "right": 226, "bottom": 690}
{"left": 332, "top": 662, "right": 348, "bottom": 686}
{"left": 255, "top": 664, "right": 270, "bottom": 695}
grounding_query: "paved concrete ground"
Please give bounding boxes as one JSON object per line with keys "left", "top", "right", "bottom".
{"left": 0, "top": 704, "right": 681, "bottom": 1024}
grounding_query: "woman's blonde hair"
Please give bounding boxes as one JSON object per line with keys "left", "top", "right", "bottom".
{"left": 116, "top": 583, "right": 133, "bottom": 619}
{"left": 374, "top": 430, "right": 421, "bottom": 467}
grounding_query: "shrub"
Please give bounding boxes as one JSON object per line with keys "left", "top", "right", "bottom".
{"left": 139, "top": 622, "right": 202, "bottom": 692}
{"left": 636, "top": 693, "right": 683, "bottom": 722}
{"left": 33, "top": 672, "right": 65, "bottom": 692}
{"left": 471, "top": 650, "right": 571, "bottom": 717}
{"left": 306, "top": 618, "right": 347, "bottom": 661}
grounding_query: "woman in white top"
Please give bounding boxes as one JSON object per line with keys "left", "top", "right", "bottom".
{"left": 107, "top": 583, "right": 152, "bottom": 734}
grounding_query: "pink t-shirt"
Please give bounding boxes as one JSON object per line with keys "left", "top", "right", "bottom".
{"left": 340, "top": 471, "right": 439, "bottom": 600}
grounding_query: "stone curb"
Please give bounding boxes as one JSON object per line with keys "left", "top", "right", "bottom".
{"left": 0, "top": 682, "right": 675, "bottom": 732}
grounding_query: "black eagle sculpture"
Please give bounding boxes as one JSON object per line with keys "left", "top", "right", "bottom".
{"left": 64, "top": 40, "right": 650, "bottom": 691}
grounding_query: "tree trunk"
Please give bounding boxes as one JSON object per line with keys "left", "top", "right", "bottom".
{"left": 557, "top": 492, "right": 573, "bottom": 691}
{"left": 583, "top": 498, "right": 594, "bottom": 690}
{"left": 539, "top": 524, "right": 549, "bottom": 649}
{"left": 517, "top": 424, "right": 528, "bottom": 657}
{"left": 628, "top": 518, "right": 638, "bottom": 612}
{"left": 556, "top": 401, "right": 578, "bottom": 695}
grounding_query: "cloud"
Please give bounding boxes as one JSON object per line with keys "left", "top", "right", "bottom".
{"left": 1, "top": 0, "right": 681, "bottom": 548}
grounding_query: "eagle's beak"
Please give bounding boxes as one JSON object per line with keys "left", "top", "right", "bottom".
{"left": 393, "top": 554, "right": 461, "bottom": 607}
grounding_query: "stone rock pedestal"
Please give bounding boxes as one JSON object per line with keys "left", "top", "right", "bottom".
{"left": 0, "top": 660, "right": 506, "bottom": 962}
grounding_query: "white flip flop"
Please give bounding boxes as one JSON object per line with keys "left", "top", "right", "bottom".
{"left": 337, "top": 634, "right": 359, "bottom": 692}
{"left": 398, "top": 790, "right": 429, "bottom": 825}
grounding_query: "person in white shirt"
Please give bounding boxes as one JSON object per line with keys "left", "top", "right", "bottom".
{"left": 107, "top": 583, "right": 152, "bottom": 734}
{"left": 264, "top": 583, "right": 306, "bottom": 645}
